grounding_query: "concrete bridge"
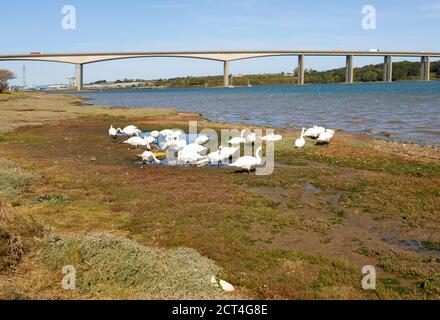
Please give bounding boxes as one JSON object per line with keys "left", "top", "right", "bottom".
{"left": 1, "top": 50, "right": 439, "bottom": 90}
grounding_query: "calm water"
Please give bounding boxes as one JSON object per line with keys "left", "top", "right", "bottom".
{"left": 69, "top": 82, "right": 440, "bottom": 146}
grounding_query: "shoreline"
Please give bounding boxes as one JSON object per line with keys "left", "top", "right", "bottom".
{"left": 0, "top": 92, "right": 439, "bottom": 300}
{"left": 68, "top": 89, "right": 440, "bottom": 149}
{"left": 48, "top": 77, "right": 440, "bottom": 93}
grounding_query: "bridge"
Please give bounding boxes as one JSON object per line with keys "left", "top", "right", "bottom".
{"left": 1, "top": 50, "right": 439, "bottom": 90}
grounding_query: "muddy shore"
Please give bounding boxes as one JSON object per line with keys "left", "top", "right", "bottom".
{"left": 0, "top": 92, "right": 439, "bottom": 300}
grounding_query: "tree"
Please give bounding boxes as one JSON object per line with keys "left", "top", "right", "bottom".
{"left": 0, "top": 69, "right": 16, "bottom": 93}
{"left": 361, "top": 71, "right": 378, "bottom": 82}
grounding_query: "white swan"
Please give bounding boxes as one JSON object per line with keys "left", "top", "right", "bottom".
{"left": 228, "top": 129, "right": 247, "bottom": 145}
{"left": 195, "top": 135, "right": 210, "bottom": 145}
{"left": 120, "top": 125, "right": 142, "bottom": 137}
{"left": 108, "top": 125, "right": 118, "bottom": 138}
{"left": 245, "top": 132, "right": 257, "bottom": 145}
{"left": 143, "top": 136, "right": 157, "bottom": 150}
{"left": 180, "top": 143, "right": 207, "bottom": 155}
{"left": 261, "top": 133, "right": 283, "bottom": 142}
{"left": 230, "top": 147, "right": 263, "bottom": 173}
{"left": 304, "top": 126, "right": 325, "bottom": 139}
{"left": 317, "top": 129, "right": 335, "bottom": 144}
{"left": 123, "top": 136, "right": 149, "bottom": 148}
{"left": 207, "top": 148, "right": 224, "bottom": 166}
{"left": 168, "top": 139, "right": 187, "bottom": 152}
{"left": 208, "top": 146, "right": 240, "bottom": 166}
{"left": 159, "top": 129, "right": 174, "bottom": 137}
{"left": 150, "top": 130, "right": 160, "bottom": 138}
{"left": 140, "top": 151, "right": 161, "bottom": 164}
{"left": 177, "top": 150, "right": 207, "bottom": 165}
{"left": 221, "top": 146, "right": 240, "bottom": 158}
{"left": 294, "top": 127, "right": 306, "bottom": 148}
{"left": 172, "top": 130, "right": 185, "bottom": 140}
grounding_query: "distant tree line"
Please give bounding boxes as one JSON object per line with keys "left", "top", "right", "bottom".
{"left": 108, "top": 60, "right": 440, "bottom": 88}
{"left": 303, "top": 60, "right": 440, "bottom": 83}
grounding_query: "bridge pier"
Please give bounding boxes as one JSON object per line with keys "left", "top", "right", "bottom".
{"left": 383, "top": 55, "right": 393, "bottom": 82}
{"left": 345, "top": 55, "right": 354, "bottom": 84}
{"left": 75, "top": 64, "right": 83, "bottom": 91}
{"left": 223, "top": 61, "right": 229, "bottom": 87}
{"left": 297, "top": 55, "right": 304, "bottom": 85}
{"left": 420, "top": 56, "right": 431, "bottom": 81}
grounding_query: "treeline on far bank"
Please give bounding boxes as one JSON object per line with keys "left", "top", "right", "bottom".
{"left": 104, "top": 60, "right": 440, "bottom": 88}
{"left": 160, "top": 60, "right": 440, "bottom": 87}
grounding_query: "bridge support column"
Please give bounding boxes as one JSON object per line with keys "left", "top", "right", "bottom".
{"left": 75, "top": 64, "right": 83, "bottom": 91}
{"left": 383, "top": 56, "right": 393, "bottom": 82}
{"left": 297, "top": 55, "right": 304, "bottom": 85}
{"left": 420, "top": 56, "right": 431, "bottom": 81}
{"left": 223, "top": 61, "right": 229, "bottom": 87}
{"left": 345, "top": 55, "right": 354, "bottom": 84}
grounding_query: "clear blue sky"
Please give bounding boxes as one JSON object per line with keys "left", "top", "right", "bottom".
{"left": 1, "top": 0, "right": 439, "bottom": 85}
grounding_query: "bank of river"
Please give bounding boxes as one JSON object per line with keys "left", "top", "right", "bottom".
{"left": 67, "top": 81, "right": 440, "bottom": 146}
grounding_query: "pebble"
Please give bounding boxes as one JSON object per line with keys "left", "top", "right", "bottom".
{"left": 219, "top": 280, "right": 235, "bottom": 292}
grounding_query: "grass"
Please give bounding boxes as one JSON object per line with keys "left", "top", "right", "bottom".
{"left": 275, "top": 135, "right": 440, "bottom": 178}
{"left": 38, "top": 233, "right": 230, "bottom": 300}
{"left": 0, "top": 92, "right": 175, "bottom": 134}
{"left": 0, "top": 158, "right": 41, "bottom": 200}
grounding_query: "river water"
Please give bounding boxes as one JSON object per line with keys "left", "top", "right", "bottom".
{"left": 69, "top": 81, "right": 440, "bottom": 146}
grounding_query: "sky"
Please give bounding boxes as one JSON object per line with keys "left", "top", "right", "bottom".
{"left": 1, "top": 0, "right": 439, "bottom": 86}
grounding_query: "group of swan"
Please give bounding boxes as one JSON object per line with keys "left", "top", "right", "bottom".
{"left": 294, "top": 126, "right": 335, "bottom": 148}
{"left": 108, "top": 125, "right": 276, "bottom": 172}
{"left": 228, "top": 129, "right": 282, "bottom": 145}
{"left": 109, "top": 125, "right": 142, "bottom": 138}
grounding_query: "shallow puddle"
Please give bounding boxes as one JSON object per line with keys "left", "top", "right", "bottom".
{"left": 382, "top": 234, "right": 440, "bottom": 257}
{"left": 304, "top": 184, "right": 322, "bottom": 192}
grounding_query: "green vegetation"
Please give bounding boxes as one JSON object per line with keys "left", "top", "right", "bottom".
{"left": 38, "top": 233, "right": 228, "bottom": 299}
{"left": 0, "top": 158, "right": 41, "bottom": 199}
{"left": 109, "top": 60, "right": 440, "bottom": 87}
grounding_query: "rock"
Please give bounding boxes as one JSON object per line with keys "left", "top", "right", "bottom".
{"left": 37, "top": 195, "right": 51, "bottom": 203}
{"left": 219, "top": 279, "right": 235, "bottom": 292}
{"left": 90, "top": 157, "right": 97, "bottom": 162}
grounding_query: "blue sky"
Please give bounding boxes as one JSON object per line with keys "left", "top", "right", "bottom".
{"left": 1, "top": 0, "right": 439, "bottom": 85}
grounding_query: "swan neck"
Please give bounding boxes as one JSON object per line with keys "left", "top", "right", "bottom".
{"left": 256, "top": 147, "right": 263, "bottom": 164}
{"left": 153, "top": 154, "right": 160, "bottom": 163}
